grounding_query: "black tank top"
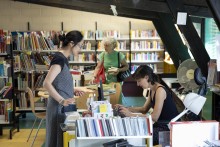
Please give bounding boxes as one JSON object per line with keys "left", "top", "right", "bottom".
{"left": 150, "top": 86, "right": 179, "bottom": 122}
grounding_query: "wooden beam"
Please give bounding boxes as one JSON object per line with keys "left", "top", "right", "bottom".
{"left": 15, "top": 0, "right": 211, "bottom": 17}
{"left": 14, "top": 0, "right": 159, "bottom": 20}
{"left": 166, "top": 0, "right": 210, "bottom": 77}
{"left": 153, "top": 13, "right": 191, "bottom": 69}
{"left": 206, "top": 0, "right": 220, "bottom": 30}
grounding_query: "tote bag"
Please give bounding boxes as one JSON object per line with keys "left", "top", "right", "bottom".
{"left": 94, "top": 54, "right": 106, "bottom": 84}
{"left": 117, "top": 52, "right": 131, "bottom": 82}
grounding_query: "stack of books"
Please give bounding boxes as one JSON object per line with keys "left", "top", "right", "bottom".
{"left": 76, "top": 117, "right": 152, "bottom": 137}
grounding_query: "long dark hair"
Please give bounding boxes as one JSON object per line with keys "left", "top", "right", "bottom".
{"left": 59, "top": 30, "right": 83, "bottom": 48}
{"left": 132, "top": 65, "right": 159, "bottom": 85}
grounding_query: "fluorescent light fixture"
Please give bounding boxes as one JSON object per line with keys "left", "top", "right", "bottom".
{"left": 110, "top": 5, "right": 118, "bottom": 16}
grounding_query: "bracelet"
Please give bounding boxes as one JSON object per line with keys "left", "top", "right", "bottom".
{"left": 59, "top": 98, "right": 65, "bottom": 105}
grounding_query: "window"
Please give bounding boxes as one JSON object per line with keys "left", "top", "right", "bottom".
{"left": 205, "top": 18, "right": 220, "bottom": 59}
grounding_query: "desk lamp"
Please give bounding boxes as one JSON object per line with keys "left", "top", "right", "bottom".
{"left": 170, "top": 93, "right": 206, "bottom": 123}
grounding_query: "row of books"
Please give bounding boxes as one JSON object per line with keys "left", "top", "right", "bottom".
{"left": 130, "top": 29, "right": 159, "bottom": 38}
{"left": 70, "top": 53, "right": 96, "bottom": 62}
{"left": 16, "top": 92, "right": 28, "bottom": 108}
{"left": 0, "top": 30, "right": 11, "bottom": 54}
{"left": 96, "top": 30, "right": 121, "bottom": 39}
{"left": 0, "top": 100, "right": 12, "bottom": 122}
{"left": 14, "top": 52, "right": 51, "bottom": 71}
{"left": 76, "top": 117, "right": 152, "bottom": 137}
{"left": 81, "top": 30, "right": 95, "bottom": 39}
{"left": 131, "top": 41, "right": 161, "bottom": 50}
{"left": 0, "top": 83, "right": 13, "bottom": 99}
{"left": 34, "top": 74, "right": 46, "bottom": 89}
{"left": 15, "top": 73, "right": 33, "bottom": 90}
{"left": 0, "top": 58, "right": 10, "bottom": 77}
{"left": 131, "top": 52, "right": 161, "bottom": 61}
{"left": 12, "top": 31, "right": 56, "bottom": 51}
{"left": 97, "top": 40, "right": 127, "bottom": 50}
{"left": 131, "top": 64, "right": 158, "bottom": 73}
{"left": 82, "top": 41, "right": 92, "bottom": 50}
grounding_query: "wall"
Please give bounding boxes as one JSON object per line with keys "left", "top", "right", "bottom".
{"left": 0, "top": 0, "right": 155, "bottom": 34}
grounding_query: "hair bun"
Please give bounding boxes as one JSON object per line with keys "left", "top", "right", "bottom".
{"left": 58, "top": 34, "right": 66, "bottom": 42}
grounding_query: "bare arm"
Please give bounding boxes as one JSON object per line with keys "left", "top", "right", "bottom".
{"left": 118, "top": 58, "right": 129, "bottom": 72}
{"left": 128, "top": 97, "right": 152, "bottom": 114}
{"left": 93, "top": 60, "right": 102, "bottom": 78}
{"left": 43, "top": 65, "right": 74, "bottom": 106}
{"left": 151, "top": 87, "right": 166, "bottom": 122}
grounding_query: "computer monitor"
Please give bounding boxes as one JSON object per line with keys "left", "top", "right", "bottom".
{"left": 97, "top": 78, "right": 104, "bottom": 101}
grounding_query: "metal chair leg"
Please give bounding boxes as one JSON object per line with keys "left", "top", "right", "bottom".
{"left": 27, "top": 117, "right": 37, "bottom": 142}
{"left": 31, "top": 118, "right": 44, "bottom": 147}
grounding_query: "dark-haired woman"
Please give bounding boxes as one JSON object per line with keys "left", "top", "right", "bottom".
{"left": 117, "top": 65, "right": 179, "bottom": 145}
{"left": 43, "top": 31, "right": 92, "bottom": 147}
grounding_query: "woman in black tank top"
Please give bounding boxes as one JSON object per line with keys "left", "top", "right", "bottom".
{"left": 117, "top": 65, "right": 179, "bottom": 145}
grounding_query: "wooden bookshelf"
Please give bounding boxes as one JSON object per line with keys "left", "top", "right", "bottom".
{"left": 77, "top": 136, "right": 152, "bottom": 139}
{"left": 131, "top": 61, "right": 163, "bottom": 63}
{"left": 69, "top": 61, "right": 96, "bottom": 64}
{"left": 0, "top": 76, "right": 8, "bottom": 79}
{"left": 130, "top": 37, "right": 161, "bottom": 40}
{"left": 130, "top": 49, "right": 164, "bottom": 52}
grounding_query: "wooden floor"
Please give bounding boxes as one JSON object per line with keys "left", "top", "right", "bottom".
{"left": 0, "top": 129, "right": 46, "bottom": 147}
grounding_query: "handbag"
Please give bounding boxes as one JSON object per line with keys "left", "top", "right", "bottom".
{"left": 94, "top": 54, "right": 106, "bottom": 84}
{"left": 117, "top": 52, "right": 131, "bottom": 82}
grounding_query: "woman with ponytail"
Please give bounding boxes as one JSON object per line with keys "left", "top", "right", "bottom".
{"left": 116, "top": 65, "right": 179, "bottom": 145}
{"left": 43, "top": 31, "right": 92, "bottom": 147}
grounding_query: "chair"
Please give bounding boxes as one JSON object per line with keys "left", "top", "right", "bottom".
{"left": 26, "top": 87, "right": 46, "bottom": 147}
{"left": 109, "top": 82, "right": 121, "bottom": 106}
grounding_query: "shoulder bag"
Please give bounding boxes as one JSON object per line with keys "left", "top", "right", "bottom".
{"left": 117, "top": 52, "right": 131, "bottom": 82}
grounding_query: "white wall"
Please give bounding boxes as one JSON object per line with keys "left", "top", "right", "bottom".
{"left": 0, "top": 0, "right": 155, "bottom": 34}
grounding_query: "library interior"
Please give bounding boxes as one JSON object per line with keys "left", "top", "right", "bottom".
{"left": 0, "top": 0, "right": 220, "bottom": 147}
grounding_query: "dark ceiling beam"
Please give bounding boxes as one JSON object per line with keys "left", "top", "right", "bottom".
{"left": 183, "top": 0, "right": 208, "bottom": 7}
{"left": 14, "top": 0, "right": 212, "bottom": 17}
{"left": 184, "top": 5, "right": 211, "bottom": 17}
{"left": 153, "top": 13, "right": 191, "bottom": 69}
{"left": 206, "top": 0, "right": 220, "bottom": 30}
{"left": 166, "top": 0, "right": 210, "bottom": 77}
{"left": 14, "top": 0, "right": 158, "bottom": 20}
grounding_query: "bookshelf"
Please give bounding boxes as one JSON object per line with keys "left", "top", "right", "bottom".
{"left": 10, "top": 20, "right": 165, "bottom": 110}
{"left": 74, "top": 117, "right": 153, "bottom": 147}
{"left": 0, "top": 29, "right": 18, "bottom": 139}
{"left": 11, "top": 31, "right": 54, "bottom": 112}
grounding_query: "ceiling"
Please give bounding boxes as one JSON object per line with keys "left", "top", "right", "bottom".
{"left": 14, "top": 0, "right": 212, "bottom": 20}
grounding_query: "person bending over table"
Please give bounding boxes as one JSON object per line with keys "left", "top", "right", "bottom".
{"left": 116, "top": 65, "right": 179, "bottom": 145}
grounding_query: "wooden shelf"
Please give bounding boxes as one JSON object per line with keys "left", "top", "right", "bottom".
{"left": 14, "top": 70, "right": 49, "bottom": 73}
{"left": 77, "top": 135, "right": 152, "bottom": 140}
{"left": 69, "top": 61, "right": 96, "bottom": 64}
{"left": 0, "top": 99, "right": 10, "bottom": 102}
{"left": 16, "top": 107, "right": 46, "bottom": 112}
{"left": 96, "top": 38, "right": 129, "bottom": 41}
{"left": 0, "top": 53, "right": 8, "bottom": 56}
{"left": 0, "top": 120, "right": 10, "bottom": 124}
{"left": 0, "top": 76, "right": 8, "bottom": 79}
{"left": 131, "top": 61, "right": 164, "bottom": 63}
{"left": 131, "top": 49, "right": 164, "bottom": 52}
{"left": 13, "top": 50, "right": 58, "bottom": 52}
{"left": 96, "top": 49, "right": 129, "bottom": 52}
{"left": 130, "top": 37, "right": 160, "bottom": 40}
{"left": 80, "top": 50, "right": 96, "bottom": 52}
{"left": 84, "top": 38, "right": 95, "bottom": 41}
